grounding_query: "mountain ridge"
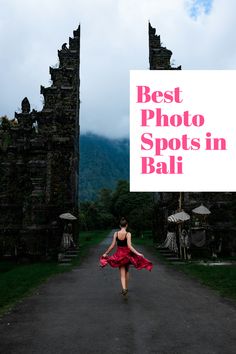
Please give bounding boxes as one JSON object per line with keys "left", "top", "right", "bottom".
{"left": 79, "top": 133, "right": 129, "bottom": 201}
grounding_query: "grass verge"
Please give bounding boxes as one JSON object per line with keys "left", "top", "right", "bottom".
{"left": 174, "top": 263, "right": 236, "bottom": 301}
{"left": 0, "top": 230, "right": 109, "bottom": 316}
{"left": 72, "top": 229, "right": 109, "bottom": 265}
{"left": 0, "top": 263, "right": 69, "bottom": 316}
{"left": 134, "top": 233, "right": 236, "bottom": 301}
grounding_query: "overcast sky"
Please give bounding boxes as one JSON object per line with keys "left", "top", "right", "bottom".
{"left": 0, "top": 0, "right": 235, "bottom": 138}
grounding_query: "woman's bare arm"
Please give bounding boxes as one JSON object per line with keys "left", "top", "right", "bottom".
{"left": 102, "top": 232, "right": 117, "bottom": 257}
{"left": 127, "top": 233, "right": 144, "bottom": 257}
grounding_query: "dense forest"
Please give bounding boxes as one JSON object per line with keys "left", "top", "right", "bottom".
{"left": 79, "top": 180, "right": 154, "bottom": 236}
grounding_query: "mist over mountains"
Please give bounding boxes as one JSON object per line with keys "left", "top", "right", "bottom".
{"left": 79, "top": 133, "right": 129, "bottom": 201}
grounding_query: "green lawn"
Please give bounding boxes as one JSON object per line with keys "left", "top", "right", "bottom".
{"left": 74, "top": 229, "right": 109, "bottom": 264}
{"left": 175, "top": 263, "right": 236, "bottom": 301}
{"left": 132, "top": 230, "right": 154, "bottom": 247}
{"left": 0, "top": 230, "right": 109, "bottom": 316}
{"left": 134, "top": 232, "right": 236, "bottom": 302}
{"left": 0, "top": 262, "right": 68, "bottom": 315}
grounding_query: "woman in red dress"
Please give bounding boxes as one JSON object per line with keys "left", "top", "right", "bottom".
{"left": 100, "top": 217, "right": 153, "bottom": 295}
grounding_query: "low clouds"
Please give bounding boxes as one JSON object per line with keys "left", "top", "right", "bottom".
{"left": 0, "top": 0, "right": 235, "bottom": 138}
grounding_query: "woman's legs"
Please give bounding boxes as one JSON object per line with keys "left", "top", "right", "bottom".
{"left": 125, "top": 266, "right": 129, "bottom": 290}
{"left": 119, "top": 266, "right": 129, "bottom": 295}
{"left": 119, "top": 266, "right": 127, "bottom": 290}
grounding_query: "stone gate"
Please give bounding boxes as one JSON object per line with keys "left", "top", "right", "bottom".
{"left": 0, "top": 26, "right": 80, "bottom": 257}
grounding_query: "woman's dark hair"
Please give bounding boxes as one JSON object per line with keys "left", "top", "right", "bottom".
{"left": 120, "top": 217, "right": 128, "bottom": 227}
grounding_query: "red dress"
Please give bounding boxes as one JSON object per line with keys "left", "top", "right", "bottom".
{"left": 99, "top": 233, "right": 153, "bottom": 271}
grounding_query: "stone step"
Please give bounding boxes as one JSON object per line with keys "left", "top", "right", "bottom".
{"left": 58, "top": 258, "right": 71, "bottom": 263}
{"left": 65, "top": 251, "right": 79, "bottom": 256}
{"left": 58, "top": 247, "right": 80, "bottom": 264}
{"left": 166, "top": 257, "right": 181, "bottom": 262}
{"left": 159, "top": 252, "right": 176, "bottom": 256}
{"left": 66, "top": 247, "right": 79, "bottom": 251}
{"left": 63, "top": 254, "right": 78, "bottom": 258}
{"left": 157, "top": 248, "right": 181, "bottom": 262}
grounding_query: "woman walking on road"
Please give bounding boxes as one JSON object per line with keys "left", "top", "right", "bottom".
{"left": 100, "top": 217, "right": 153, "bottom": 296}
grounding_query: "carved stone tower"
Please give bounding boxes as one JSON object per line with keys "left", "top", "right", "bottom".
{"left": 149, "top": 22, "right": 182, "bottom": 241}
{"left": 149, "top": 22, "right": 181, "bottom": 70}
{"left": 149, "top": 23, "right": 236, "bottom": 252}
{"left": 0, "top": 26, "right": 80, "bottom": 256}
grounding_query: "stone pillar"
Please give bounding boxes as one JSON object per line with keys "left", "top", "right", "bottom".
{"left": 149, "top": 23, "right": 181, "bottom": 242}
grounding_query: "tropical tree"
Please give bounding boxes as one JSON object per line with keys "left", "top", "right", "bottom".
{"left": 111, "top": 180, "right": 154, "bottom": 236}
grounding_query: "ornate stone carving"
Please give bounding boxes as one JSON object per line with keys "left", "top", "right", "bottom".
{"left": 0, "top": 26, "right": 80, "bottom": 257}
{"left": 149, "top": 22, "right": 181, "bottom": 70}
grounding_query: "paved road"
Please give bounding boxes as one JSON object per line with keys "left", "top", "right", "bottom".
{"left": 1, "top": 230, "right": 236, "bottom": 354}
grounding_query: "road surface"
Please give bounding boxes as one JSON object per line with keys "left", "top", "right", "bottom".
{"left": 0, "top": 230, "right": 236, "bottom": 354}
